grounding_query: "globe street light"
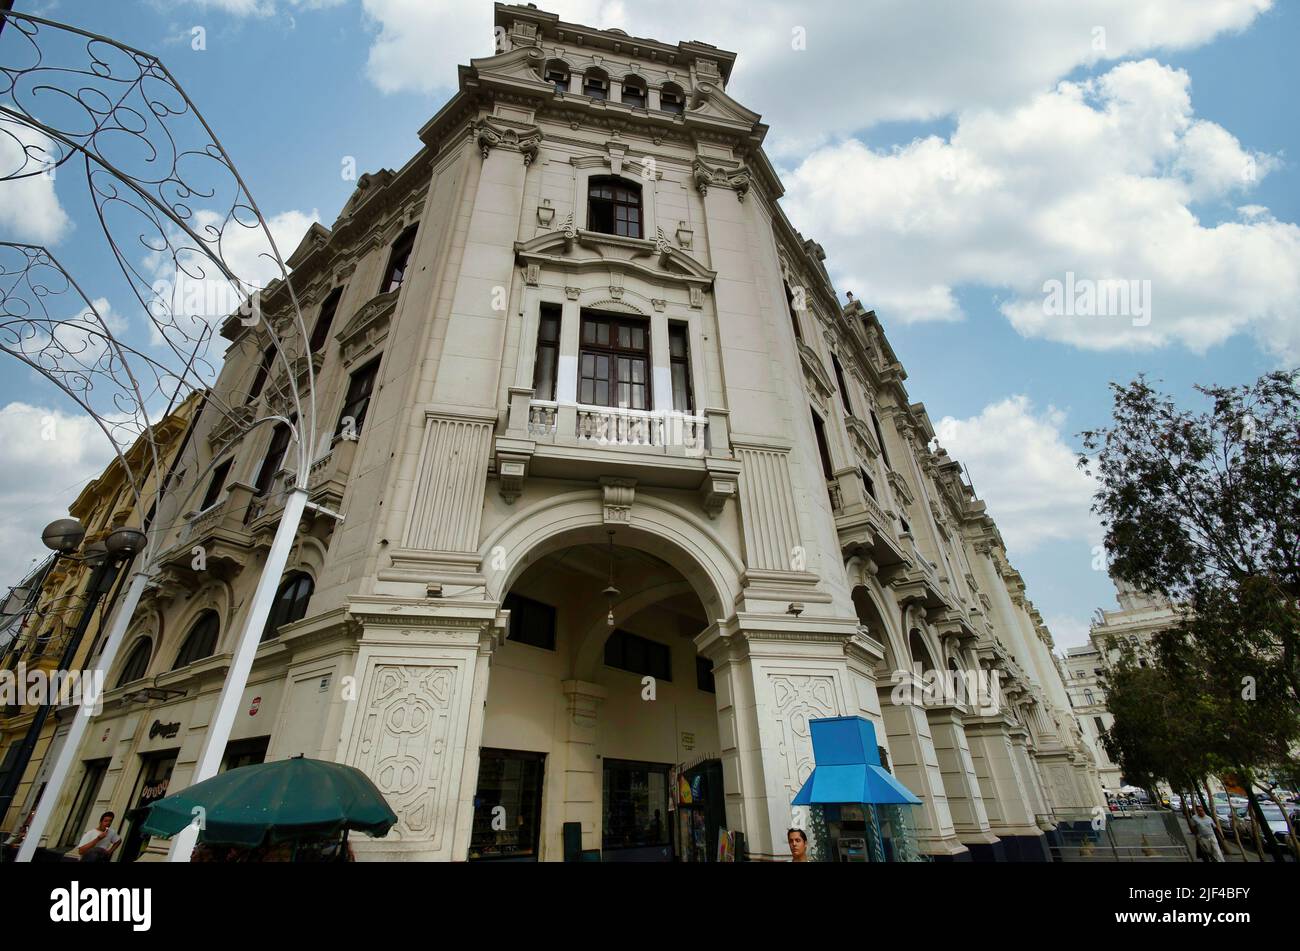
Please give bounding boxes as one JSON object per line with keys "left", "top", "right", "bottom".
{"left": 40, "top": 518, "right": 85, "bottom": 555}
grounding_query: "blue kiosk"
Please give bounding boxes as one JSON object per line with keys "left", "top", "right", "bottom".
{"left": 792, "top": 716, "right": 925, "bottom": 862}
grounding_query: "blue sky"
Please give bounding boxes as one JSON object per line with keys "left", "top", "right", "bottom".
{"left": 2, "top": 0, "right": 1297, "bottom": 652}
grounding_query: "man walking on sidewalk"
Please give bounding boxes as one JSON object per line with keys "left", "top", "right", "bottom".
{"left": 1189, "top": 804, "right": 1223, "bottom": 862}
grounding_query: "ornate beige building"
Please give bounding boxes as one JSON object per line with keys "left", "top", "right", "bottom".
{"left": 27, "top": 4, "right": 1100, "bottom": 862}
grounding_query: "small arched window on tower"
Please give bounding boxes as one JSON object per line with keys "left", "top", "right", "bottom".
{"left": 587, "top": 177, "right": 642, "bottom": 238}
{"left": 544, "top": 59, "right": 570, "bottom": 93}
{"left": 660, "top": 82, "right": 685, "bottom": 115}
{"left": 261, "top": 572, "right": 314, "bottom": 642}
{"left": 621, "top": 74, "right": 647, "bottom": 108}
{"left": 583, "top": 68, "right": 608, "bottom": 101}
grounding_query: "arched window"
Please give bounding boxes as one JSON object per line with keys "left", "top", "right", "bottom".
{"left": 583, "top": 68, "right": 608, "bottom": 100}
{"left": 621, "top": 74, "right": 646, "bottom": 108}
{"left": 246, "top": 345, "right": 275, "bottom": 403}
{"left": 908, "top": 629, "right": 935, "bottom": 674}
{"left": 660, "top": 82, "right": 685, "bottom": 114}
{"left": 587, "top": 177, "right": 642, "bottom": 238}
{"left": 1085, "top": 689, "right": 1096, "bottom": 704}
{"left": 309, "top": 286, "right": 344, "bottom": 354}
{"left": 116, "top": 636, "right": 153, "bottom": 688}
{"left": 173, "top": 611, "right": 220, "bottom": 670}
{"left": 544, "top": 59, "right": 570, "bottom": 92}
{"left": 262, "top": 572, "right": 314, "bottom": 642}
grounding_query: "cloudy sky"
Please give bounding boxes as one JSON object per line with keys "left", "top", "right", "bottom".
{"left": 2, "top": 0, "right": 1296, "bottom": 652}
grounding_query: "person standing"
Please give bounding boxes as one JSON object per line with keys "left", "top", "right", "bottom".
{"left": 1189, "top": 804, "right": 1223, "bottom": 862}
{"left": 76, "top": 811, "right": 121, "bottom": 862}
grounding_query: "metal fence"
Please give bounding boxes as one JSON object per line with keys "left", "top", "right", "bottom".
{"left": 1042, "top": 808, "right": 1192, "bottom": 862}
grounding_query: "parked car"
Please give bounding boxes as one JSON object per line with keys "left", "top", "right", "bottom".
{"left": 1242, "top": 802, "right": 1294, "bottom": 856}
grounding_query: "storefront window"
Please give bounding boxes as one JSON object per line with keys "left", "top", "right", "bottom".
{"left": 603, "top": 759, "right": 670, "bottom": 852}
{"left": 118, "top": 753, "right": 176, "bottom": 862}
{"left": 58, "top": 759, "right": 108, "bottom": 848}
{"left": 469, "top": 749, "right": 545, "bottom": 861}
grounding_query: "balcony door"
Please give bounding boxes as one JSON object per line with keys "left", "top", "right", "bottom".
{"left": 578, "top": 313, "right": 650, "bottom": 411}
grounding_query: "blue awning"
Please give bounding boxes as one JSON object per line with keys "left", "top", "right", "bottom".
{"left": 791, "top": 716, "right": 922, "bottom": 806}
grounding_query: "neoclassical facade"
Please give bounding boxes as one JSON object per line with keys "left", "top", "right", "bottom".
{"left": 28, "top": 4, "right": 1101, "bottom": 862}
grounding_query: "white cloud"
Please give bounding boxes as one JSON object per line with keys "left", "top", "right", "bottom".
{"left": 0, "top": 122, "right": 72, "bottom": 244}
{"left": 167, "top": 0, "right": 344, "bottom": 16}
{"left": 353, "top": 1, "right": 1271, "bottom": 153}
{"left": 783, "top": 59, "right": 1300, "bottom": 360}
{"left": 935, "top": 396, "right": 1101, "bottom": 554}
{"left": 0, "top": 403, "right": 115, "bottom": 589}
{"left": 1044, "top": 613, "right": 1094, "bottom": 651}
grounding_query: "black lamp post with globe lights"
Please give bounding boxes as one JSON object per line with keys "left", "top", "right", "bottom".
{"left": 0, "top": 519, "right": 146, "bottom": 832}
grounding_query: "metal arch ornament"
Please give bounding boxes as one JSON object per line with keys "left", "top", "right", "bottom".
{"left": 0, "top": 11, "right": 319, "bottom": 478}
{"left": 0, "top": 10, "right": 326, "bottom": 863}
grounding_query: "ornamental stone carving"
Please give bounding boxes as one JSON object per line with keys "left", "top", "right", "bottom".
{"left": 474, "top": 117, "right": 542, "bottom": 165}
{"left": 692, "top": 158, "right": 751, "bottom": 202}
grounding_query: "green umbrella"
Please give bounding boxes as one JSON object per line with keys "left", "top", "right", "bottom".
{"left": 140, "top": 756, "right": 397, "bottom": 848}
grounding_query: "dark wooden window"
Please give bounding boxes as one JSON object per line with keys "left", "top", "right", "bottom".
{"left": 116, "top": 637, "right": 152, "bottom": 688}
{"left": 199, "top": 458, "right": 232, "bottom": 511}
{"left": 660, "top": 84, "right": 685, "bottom": 114}
{"left": 603, "top": 759, "right": 670, "bottom": 851}
{"left": 172, "top": 611, "right": 219, "bottom": 670}
{"left": 784, "top": 281, "right": 803, "bottom": 342}
{"left": 579, "top": 314, "right": 650, "bottom": 410}
{"left": 696, "top": 656, "right": 715, "bottom": 693}
{"left": 668, "top": 322, "right": 693, "bottom": 412}
{"left": 831, "top": 353, "right": 854, "bottom": 414}
{"left": 861, "top": 467, "right": 876, "bottom": 500}
{"left": 605, "top": 628, "right": 671, "bottom": 681}
{"left": 811, "top": 409, "right": 834, "bottom": 480}
{"left": 383, "top": 226, "right": 417, "bottom": 294}
{"left": 502, "top": 592, "right": 557, "bottom": 651}
{"left": 337, "top": 358, "right": 380, "bottom": 440}
{"left": 470, "top": 749, "right": 546, "bottom": 861}
{"left": 222, "top": 738, "right": 269, "bottom": 772}
{"left": 58, "top": 759, "right": 108, "bottom": 848}
{"left": 262, "top": 572, "right": 313, "bottom": 642}
{"left": 1093, "top": 716, "right": 1106, "bottom": 734}
{"left": 545, "top": 62, "right": 570, "bottom": 92}
{"left": 252, "top": 422, "right": 292, "bottom": 498}
{"left": 309, "top": 286, "right": 344, "bottom": 354}
{"left": 621, "top": 76, "right": 646, "bottom": 108}
{"left": 587, "top": 177, "right": 642, "bottom": 238}
{"left": 870, "top": 410, "right": 891, "bottom": 468}
{"left": 532, "top": 305, "right": 561, "bottom": 402}
{"left": 584, "top": 70, "right": 608, "bottom": 100}
{"left": 246, "top": 345, "right": 274, "bottom": 403}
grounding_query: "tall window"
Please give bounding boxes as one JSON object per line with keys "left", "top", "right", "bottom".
{"left": 199, "top": 458, "right": 232, "bottom": 511}
{"left": 262, "top": 572, "right": 313, "bottom": 642}
{"left": 246, "top": 345, "right": 274, "bottom": 403}
{"left": 337, "top": 358, "right": 380, "bottom": 440}
{"left": 253, "top": 421, "right": 292, "bottom": 498}
{"left": 668, "top": 323, "right": 693, "bottom": 412}
{"left": 532, "top": 305, "right": 561, "bottom": 402}
{"left": 580, "top": 314, "right": 649, "bottom": 409}
{"left": 587, "top": 177, "right": 642, "bottom": 238}
{"left": 583, "top": 69, "right": 608, "bottom": 100}
{"left": 172, "top": 611, "right": 219, "bottom": 670}
{"left": 470, "top": 750, "right": 546, "bottom": 861}
{"left": 605, "top": 628, "right": 671, "bottom": 680}
{"left": 831, "top": 353, "right": 854, "bottom": 415}
{"left": 309, "top": 286, "right": 344, "bottom": 354}
{"left": 660, "top": 83, "right": 685, "bottom": 114}
{"left": 621, "top": 75, "right": 646, "bottom": 108}
{"left": 382, "top": 225, "right": 418, "bottom": 294}
{"left": 861, "top": 466, "right": 876, "bottom": 500}
{"left": 784, "top": 281, "right": 803, "bottom": 342}
{"left": 811, "top": 408, "right": 834, "bottom": 480}
{"left": 603, "top": 759, "right": 670, "bottom": 852}
{"left": 870, "top": 410, "right": 892, "bottom": 468}
{"left": 116, "top": 636, "right": 153, "bottom": 688}
{"left": 502, "top": 592, "right": 556, "bottom": 651}
{"left": 544, "top": 60, "right": 570, "bottom": 92}
{"left": 58, "top": 759, "right": 108, "bottom": 848}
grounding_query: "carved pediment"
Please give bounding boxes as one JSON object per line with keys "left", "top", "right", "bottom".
{"left": 686, "top": 82, "right": 762, "bottom": 128}
{"left": 469, "top": 44, "right": 548, "bottom": 85}
{"left": 336, "top": 289, "right": 399, "bottom": 366}
{"left": 514, "top": 229, "right": 716, "bottom": 287}
{"left": 797, "top": 342, "right": 835, "bottom": 399}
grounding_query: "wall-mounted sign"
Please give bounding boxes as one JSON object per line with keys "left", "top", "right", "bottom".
{"left": 148, "top": 720, "right": 180, "bottom": 740}
{"left": 681, "top": 731, "right": 695, "bottom": 751}
{"left": 248, "top": 696, "right": 261, "bottom": 717}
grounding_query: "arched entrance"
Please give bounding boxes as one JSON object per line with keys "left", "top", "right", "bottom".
{"left": 469, "top": 524, "right": 729, "bottom": 862}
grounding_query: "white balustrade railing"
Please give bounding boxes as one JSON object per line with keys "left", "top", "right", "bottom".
{"left": 529, "top": 400, "right": 708, "bottom": 452}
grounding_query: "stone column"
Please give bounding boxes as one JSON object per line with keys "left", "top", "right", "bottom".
{"left": 926, "top": 704, "right": 1001, "bottom": 860}
{"left": 338, "top": 598, "right": 501, "bottom": 861}
{"left": 964, "top": 715, "right": 1050, "bottom": 861}
{"left": 559, "top": 679, "right": 606, "bottom": 853}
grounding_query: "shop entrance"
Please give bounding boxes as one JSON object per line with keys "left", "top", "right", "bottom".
{"left": 118, "top": 752, "right": 176, "bottom": 862}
